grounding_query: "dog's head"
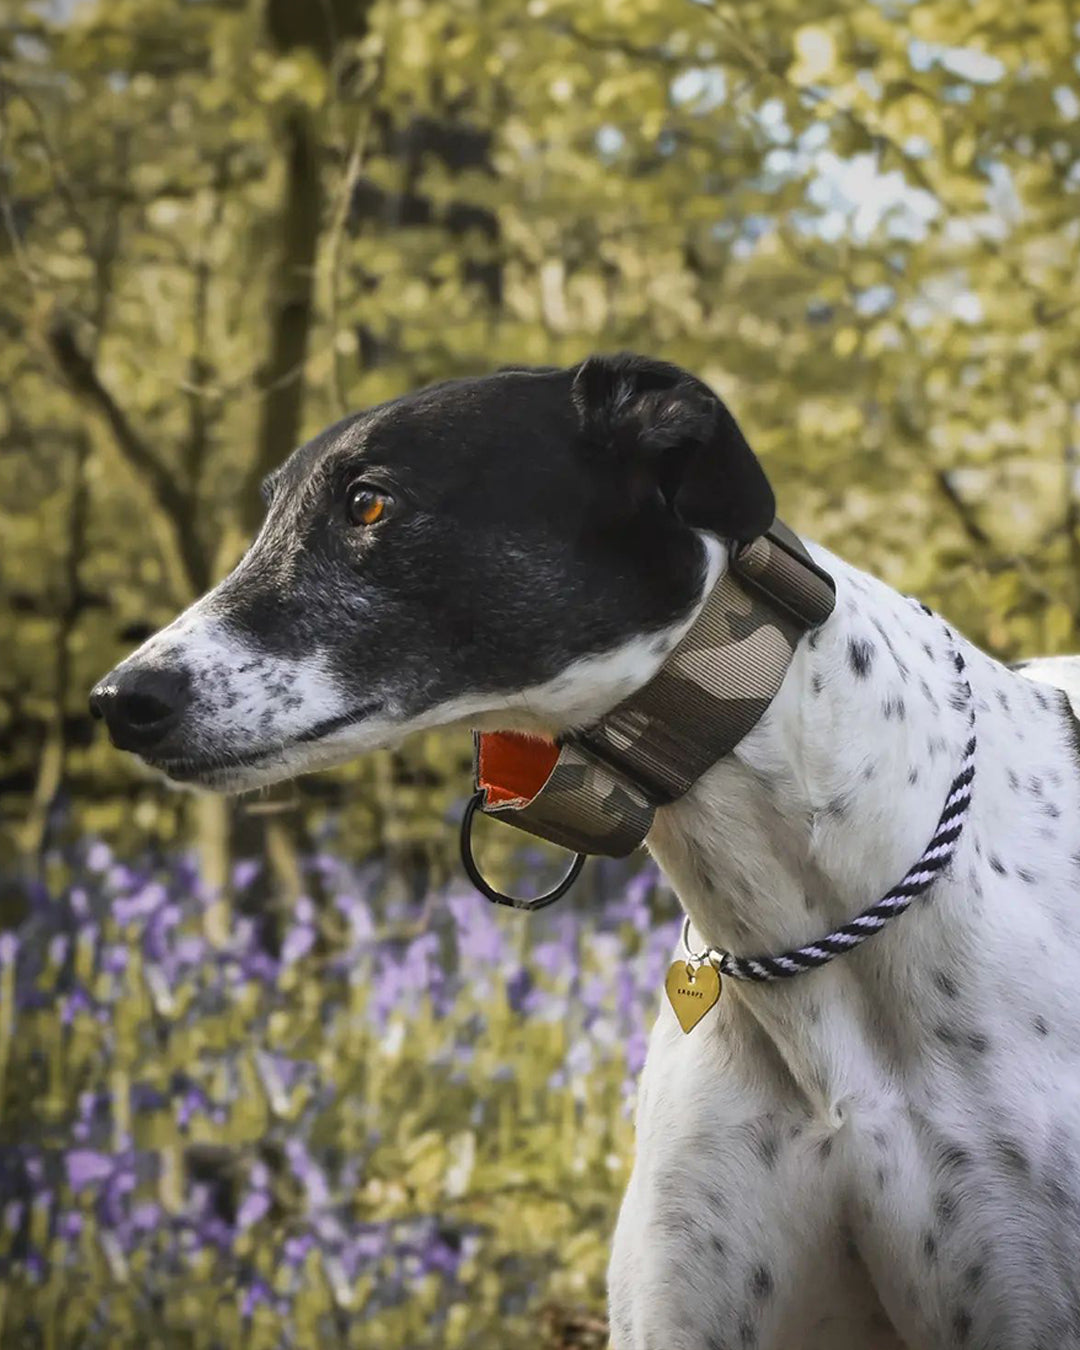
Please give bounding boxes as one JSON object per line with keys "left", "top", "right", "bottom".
{"left": 90, "top": 354, "right": 775, "bottom": 791}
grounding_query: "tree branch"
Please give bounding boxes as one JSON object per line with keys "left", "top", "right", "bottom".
{"left": 46, "top": 317, "right": 208, "bottom": 596}
{"left": 933, "top": 468, "right": 991, "bottom": 548}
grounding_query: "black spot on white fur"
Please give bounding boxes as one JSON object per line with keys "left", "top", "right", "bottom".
{"left": 848, "top": 637, "right": 874, "bottom": 678}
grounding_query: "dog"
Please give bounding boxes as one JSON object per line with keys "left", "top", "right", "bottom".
{"left": 90, "top": 354, "right": 1080, "bottom": 1349}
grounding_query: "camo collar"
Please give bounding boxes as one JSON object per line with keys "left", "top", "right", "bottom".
{"left": 464, "top": 521, "right": 836, "bottom": 908}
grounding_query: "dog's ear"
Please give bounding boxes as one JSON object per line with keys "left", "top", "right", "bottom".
{"left": 571, "top": 352, "right": 775, "bottom": 541}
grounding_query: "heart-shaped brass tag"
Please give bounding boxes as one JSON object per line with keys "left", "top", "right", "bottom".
{"left": 665, "top": 960, "right": 721, "bottom": 1034}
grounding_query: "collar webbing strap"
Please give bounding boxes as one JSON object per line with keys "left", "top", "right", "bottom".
{"left": 473, "top": 521, "right": 836, "bottom": 858}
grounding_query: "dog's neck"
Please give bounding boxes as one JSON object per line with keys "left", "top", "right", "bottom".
{"left": 646, "top": 546, "right": 975, "bottom": 1103}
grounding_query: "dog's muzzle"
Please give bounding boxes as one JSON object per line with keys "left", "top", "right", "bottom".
{"left": 461, "top": 520, "right": 836, "bottom": 909}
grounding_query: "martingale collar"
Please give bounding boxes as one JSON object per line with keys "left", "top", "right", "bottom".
{"left": 462, "top": 521, "right": 836, "bottom": 908}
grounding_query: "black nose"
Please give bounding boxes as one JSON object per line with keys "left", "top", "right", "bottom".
{"left": 89, "top": 665, "right": 192, "bottom": 753}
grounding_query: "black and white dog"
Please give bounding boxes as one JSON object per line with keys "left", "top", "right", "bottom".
{"left": 91, "top": 356, "right": 1080, "bottom": 1349}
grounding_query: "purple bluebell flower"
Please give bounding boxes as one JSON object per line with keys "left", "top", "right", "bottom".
{"left": 99, "top": 1160, "right": 136, "bottom": 1228}
{"left": 130, "top": 1083, "right": 167, "bottom": 1114}
{"left": 61, "top": 987, "right": 94, "bottom": 1027}
{"left": 106, "top": 862, "right": 142, "bottom": 893}
{"left": 285, "top": 1139, "right": 330, "bottom": 1208}
{"left": 176, "top": 1085, "right": 211, "bottom": 1131}
{"left": 625, "top": 1026, "right": 648, "bottom": 1076}
{"left": 112, "top": 881, "right": 168, "bottom": 926}
{"left": 421, "top": 1233, "right": 462, "bottom": 1276}
{"left": 334, "top": 892, "right": 374, "bottom": 940}
{"left": 505, "top": 965, "right": 534, "bottom": 1014}
{"left": 281, "top": 922, "right": 315, "bottom": 966}
{"left": 236, "top": 1189, "right": 270, "bottom": 1230}
{"left": 143, "top": 904, "right": 180, "bottom": 963}
{"left": 232, "top": 859, "right": 261, "bottom": 891}
{"left": 101, "top": 942, "right": 129, "bottom": 976}
{"left": 47, "top": 934, "right": 69, "bottom": 967}
{"left": 565, "top": 1037, "right": 594, "bottom": 1079}
{"left": 86, "top": 841, "right": 112, "bottom": 874}
{"left": 65, "top": 1150, "right": 113, "bottom": 1189}
{"left": 131, "top": 1200, "right": 162, "bottom": 1231}
{"left": 614, "top": 965, "right": 637, "bottom": 1026}
{"left": 446, "top": 891, "right": 505, "bottom": 964}
{"left": 174, "top": 934, "right": 207, "bottom": 968}
{"left": 529, "top": 940, "right": 567, "bottom": 980}
{"left": 241, "top": 1277, "right": 273, "bottom": 1318}
{"left": 283, "top": 1233, "right": 315, "bottom": 1266}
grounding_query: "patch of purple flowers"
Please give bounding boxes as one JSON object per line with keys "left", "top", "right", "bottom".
{"left": 0, "top": 836, "right": 679, "bottom": 1346}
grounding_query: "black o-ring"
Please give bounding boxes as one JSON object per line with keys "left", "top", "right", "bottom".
{"left": 460, "top": 791, "right": 587, "bottom": 911}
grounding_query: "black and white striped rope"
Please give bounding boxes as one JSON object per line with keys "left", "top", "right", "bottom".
{"left": 683, "top": 635, "right": 976, "bottom": 983}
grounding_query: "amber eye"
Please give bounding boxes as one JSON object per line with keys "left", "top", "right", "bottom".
{"left": 346, "top": 484, "right": 390, "bottom": 527}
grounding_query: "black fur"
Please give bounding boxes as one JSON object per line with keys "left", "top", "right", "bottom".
{"left": 571, "top": 354, "right": 774, "bottom": 539}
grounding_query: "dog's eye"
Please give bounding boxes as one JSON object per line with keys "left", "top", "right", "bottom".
{"left": 346, "top": 484, "right": 391, "bottom": 527}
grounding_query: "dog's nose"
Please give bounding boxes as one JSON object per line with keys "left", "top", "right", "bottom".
{"left": 89, "top": 665, "right": 192, "bottom": 752}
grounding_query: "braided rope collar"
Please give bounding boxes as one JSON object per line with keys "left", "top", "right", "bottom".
{"left": 682, "top": 631, "right": 976, "bottom": 983}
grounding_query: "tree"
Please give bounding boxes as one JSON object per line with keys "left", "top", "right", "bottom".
{"left": 3, "top": 0, "right": 1079, "bottom": 888}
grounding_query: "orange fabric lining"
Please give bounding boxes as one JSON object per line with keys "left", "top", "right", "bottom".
{"left": 478, "top": 731, "right": 560, "bottom": 808}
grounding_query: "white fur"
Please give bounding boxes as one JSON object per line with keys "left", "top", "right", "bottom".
{"left": 1016, "top": 655, "right": 1080, "bottom": 714}
{"left": 609, "top": 547, "right": 1080, "bottom": 1348}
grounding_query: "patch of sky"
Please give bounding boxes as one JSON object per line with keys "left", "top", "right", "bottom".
{"left": 941, "top": 48, "right": 1005, "bottom": 83}
{"left": 806, "top": 150, "right": 940, "bottom": 242}
{"left": 907, "top": 276, "right": 984, "bottom": 328}
{"left": 986, "top": 162, "right": 1022, "bottom": 227}
{"left": 1055, "top": 86, "right": 1080, "bottom": 122}
{"left": 757, "top": 97, "right": 793, "bottom": 144}
{"left": 801, "top": 122, "right": 831, "bottom": 153}
{"left": 595, "top": 125, "right": 625, "bottom": 158}
{"left": 908, "top": 38, "right": 1005, "bottom": 84}
{"left": 854, "top": 285, "right": 895, "bottom": 317}
{"left": 670, "top": 66, "right": 728, "bottom": 112}
{"left": 732, "top": 216, "right": 775, "bottom": 259}
{"left": 909, "top": 38, "right": 940, "bottom": 72}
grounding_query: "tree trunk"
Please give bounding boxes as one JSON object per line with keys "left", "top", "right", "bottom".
{"left": 16, "top": 432, "right": 90, "bottom": 871}
{"left": 242, "top": 105, "right": 323, "bottom": 533}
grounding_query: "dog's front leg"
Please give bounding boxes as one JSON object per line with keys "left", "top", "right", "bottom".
{"left": 607, "top": 1002, "right": 908, "bottom": 1350}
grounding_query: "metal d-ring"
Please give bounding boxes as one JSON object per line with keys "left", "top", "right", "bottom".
{"left": 460, "top": 791, "right": 587, "bottom": 911}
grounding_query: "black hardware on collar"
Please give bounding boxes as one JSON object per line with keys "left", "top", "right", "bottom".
{"left": 460, "top": 791, "right": 586, "bottom": 910}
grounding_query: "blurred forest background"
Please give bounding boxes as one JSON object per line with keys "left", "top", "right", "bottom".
{"left": 2, "top": 0, "right": 1080, "bottom": 1345}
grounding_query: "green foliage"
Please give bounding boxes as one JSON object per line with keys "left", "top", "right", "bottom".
{"left": 3, "top": 0, "right": 1080, "bottom": 867}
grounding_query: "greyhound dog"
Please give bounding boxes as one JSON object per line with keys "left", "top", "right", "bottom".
{"left": 91, "top": 355, "right": 1080, "bottom": 1349}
